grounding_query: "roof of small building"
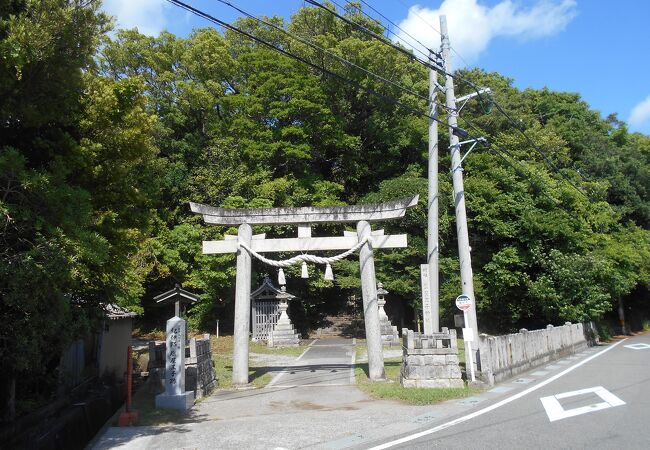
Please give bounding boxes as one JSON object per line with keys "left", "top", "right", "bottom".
{"left": 103, "top": 303, "right": 138, "bottom": 320}
{"left": 153, "top": 284, "right": 200, "bottom": 305}
{"left": 251, "top": 277, "right": 297, "bottom": 300}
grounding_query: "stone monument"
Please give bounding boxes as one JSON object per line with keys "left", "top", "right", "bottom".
{"left": 155, "top": 316, "right": 195, "bottom": 410}
{"left": 268, "top": 286, "right": 300, "bottom": 347}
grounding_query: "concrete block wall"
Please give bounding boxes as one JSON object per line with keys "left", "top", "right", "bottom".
{"left": 478, "top": 322, "right": 598, "bottom": 385}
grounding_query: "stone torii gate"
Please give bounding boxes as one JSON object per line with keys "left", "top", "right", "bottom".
{"left": 190, "top": 195, "right": 418, "bottom": 385}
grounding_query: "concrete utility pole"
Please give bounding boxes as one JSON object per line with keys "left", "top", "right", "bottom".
{"left": 427, "top": 50, "right": 440, "bottom": 334}
{"left": 440, "top": 16, "right": 479, "bottom": 345}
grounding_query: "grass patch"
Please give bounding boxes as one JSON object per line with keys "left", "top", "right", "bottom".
{"left": 354, "top": 340, "right": 478, "bottom": 405}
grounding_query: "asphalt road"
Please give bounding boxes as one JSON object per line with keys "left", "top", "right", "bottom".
{"left": 267, "top": 337, "right": 356, "bottom": 388}
{"left": 368, "top": 333, "right": 650, "bottom": 450}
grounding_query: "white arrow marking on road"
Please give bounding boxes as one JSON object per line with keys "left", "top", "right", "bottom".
{"left": 540, "top": 386, "right": 625, "bottom": 422}
{"left": 624, "top": 343, "right": 650, "bottom": 350}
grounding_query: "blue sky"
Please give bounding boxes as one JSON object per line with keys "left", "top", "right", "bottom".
{"left": 102, "top": 0, "right": 650, "bottom": 134}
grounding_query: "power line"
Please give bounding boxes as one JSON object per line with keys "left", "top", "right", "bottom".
{"left": 324, "top": 0, "right": 442, "bottom": 63}
{"left": 315, "top": 0, "right": 590, "bottom": 199}
{"left": 305, "top": 0, "right": 445, "bottom": 73}
{"left": 211, "top": 0, "right": 430, "bottom": 104}
{"left": 459, "top": 118, "right": 562, "bottom": 205}
{"left": 165, "top": 0, "right": 461, "bottom": 132}
{"left": 358, "top": 0, "right": 439, "bottom": 58}
{"left": 393, "top": 0, "right": 471, "bottom": 68}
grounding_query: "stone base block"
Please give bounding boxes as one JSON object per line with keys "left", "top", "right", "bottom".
{"left": 155, "top": 391, "right": 194, "bottom": 411}
{"left": 269, "top": 320, "right": 300, "bottom": 347}
{"left": 400, "top": 378, "right": 465, "bottom": 389}
{"left": 270, "top": 339, "right": 299, "bottom": 347}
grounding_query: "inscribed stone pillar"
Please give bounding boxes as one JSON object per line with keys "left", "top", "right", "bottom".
{"left": 232, "top": 223, "right": 252, "bottom": 386}
{"left": 357, "top": 220, "right": 385, "bottom": 380}
{"left": 155, "top": 316, "right": 194, "bottom": 410}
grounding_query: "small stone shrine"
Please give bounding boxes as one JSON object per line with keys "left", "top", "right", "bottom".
{"left": 376, "top": 282, "right": 399, "bottom": 344}
{"left": 268, "top": 286, "right": 301, "bottom": 347}
{"left": 250, "top": 277, "right": 298, "bottom": 344}
{"left": 400, "top": 327, "right": 464, "bottom": 388}
{"left": 155, "top": 316, "right": 195, "bottom": 410}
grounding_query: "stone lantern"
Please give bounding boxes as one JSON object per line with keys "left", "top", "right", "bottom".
{"left": 268, "top": 285, "right": 301, "bottom": 347}
{"left": 377, "top": 282, "right": 389, "bottom": 322}
{"left": 376, "top": 282, "right": 399, "bottom": 344}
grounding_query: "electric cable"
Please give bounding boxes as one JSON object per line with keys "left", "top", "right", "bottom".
{"left": 211, "top": 0, "right": 430, "bottom": 104}
{"left": 305, "top": 0, "right": 446, "bottom": 73}
{"left": 165, "top": 0, "right": 461, "bottom": 132}
{"left": 319, "top": 0, "right": 590, "bottom": 198}
{"left": 358, "top": 0, "right": 441, "bottom": 59}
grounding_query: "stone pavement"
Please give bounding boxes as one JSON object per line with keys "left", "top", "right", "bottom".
{"left": 90, "top": 337, "right": 522, "bottom": 449}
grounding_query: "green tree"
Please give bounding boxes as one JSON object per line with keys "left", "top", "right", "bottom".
{"left": 1, "top": 0, "right": 158, "bottom": 420}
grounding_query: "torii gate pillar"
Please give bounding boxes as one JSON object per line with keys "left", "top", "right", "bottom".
{"left": 233, "top": 223, "right": 252, "bottom": 386}
{"left": 358, "top": 221, "right": 385, "bottom": 380}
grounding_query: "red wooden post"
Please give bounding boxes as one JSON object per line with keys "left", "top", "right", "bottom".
{"left": 126, "top": 345, "right": 132, "bottom": 412}
{"left": 118, "top": 345, "right": 139, "bottom": 426}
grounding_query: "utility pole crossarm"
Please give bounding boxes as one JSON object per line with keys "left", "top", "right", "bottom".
{"left": 451, "top": 137, "right": 488, "bottom": 171}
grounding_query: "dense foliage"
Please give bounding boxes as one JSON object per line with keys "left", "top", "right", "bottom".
{"left": 0, "top": 0, "right": 157, "bottom": 419}
{"left": 1, "top": 0, "right": 648, "bottom": 419}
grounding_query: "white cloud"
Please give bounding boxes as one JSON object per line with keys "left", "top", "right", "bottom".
{"left": 395, "top": 0, "right": 577, "bottom": 66}
{"left": 102, "top": 0, "right": 168, "bottom": 36}
{"left": 629, "top": 95, "right": 650, "bottom": 130}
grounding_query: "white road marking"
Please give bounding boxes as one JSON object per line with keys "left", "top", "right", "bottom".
{"left": 624, "top": 343, "right": 650, "bottom": 350}
{"left": 267, "top": 339, "right": 317, "bottom": 387}
{"left": 368, "top": 339, "right": 627, "bottom": 450}
{"left": 540, "top": 386, "right": 625, "bottom": 422}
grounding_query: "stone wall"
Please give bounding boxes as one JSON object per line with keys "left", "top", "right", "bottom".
{"left": 478, "top": 322, "right": 598, "bottom": 385}
{"left": 186, "top": 335, "right": 218, "bottom": 397}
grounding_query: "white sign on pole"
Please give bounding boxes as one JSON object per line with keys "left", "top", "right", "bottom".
{"left": 420, "top": 264, "right": 433, "bottom": 335}
{"left": 462, "top": 328, "right": 475, "bottom": 342}
{"left": 455, "top": 294, "right": 472, "bottom": 311}
{"left": 457, "top": 300, "right": 476, "bottom": 383}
